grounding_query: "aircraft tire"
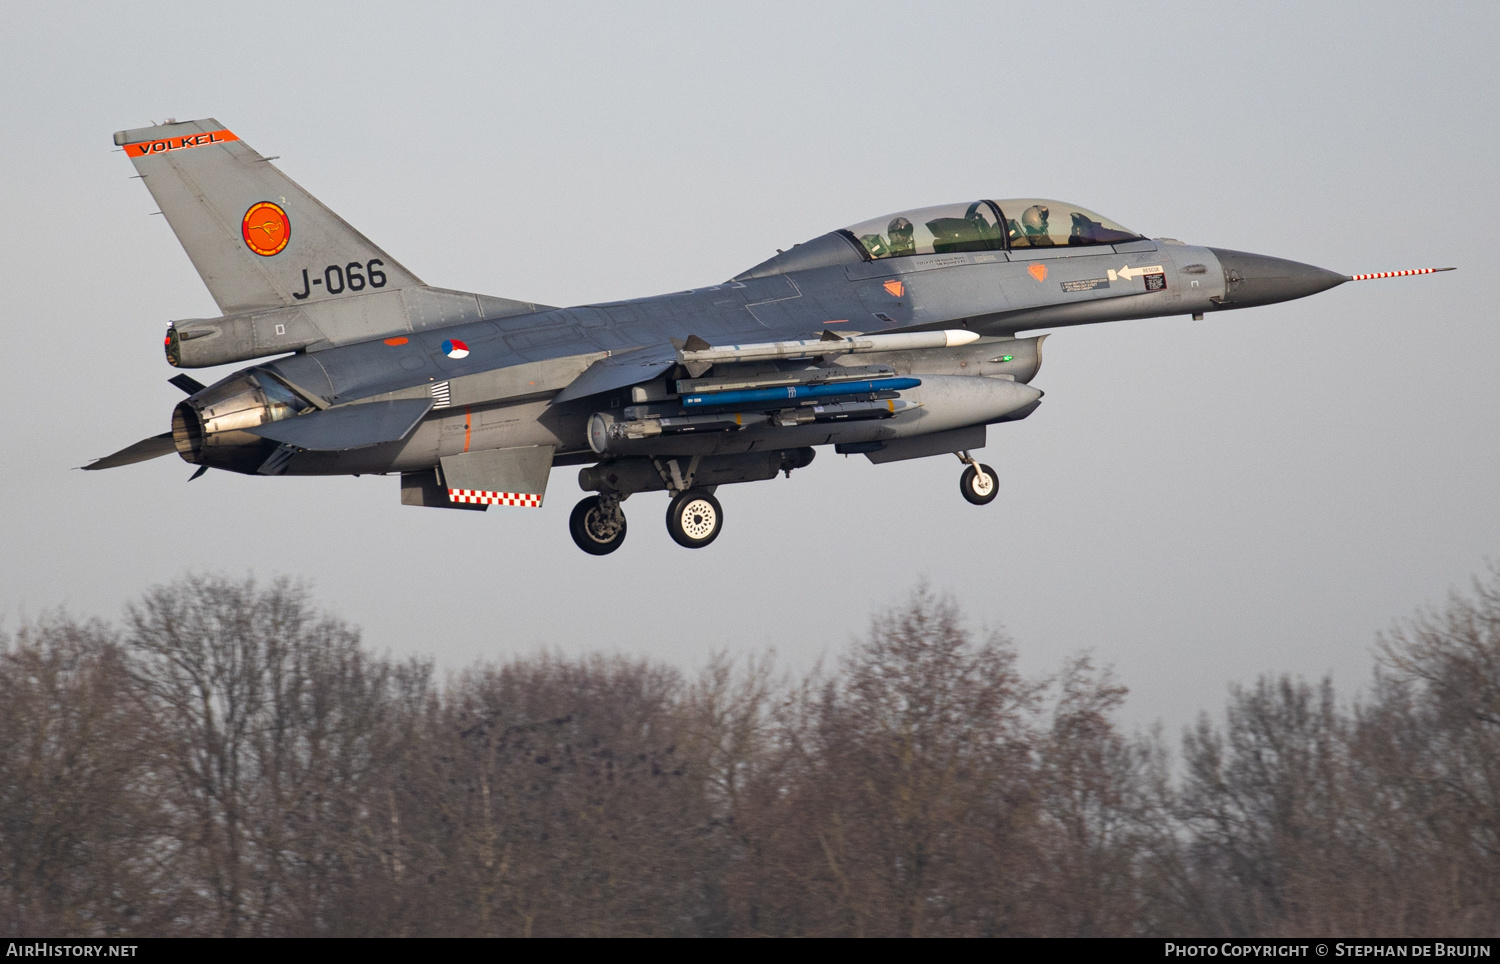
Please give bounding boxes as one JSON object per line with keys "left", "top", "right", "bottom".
{"left": 960, "top": 464, "right": 999, "bottom": 505}
{"left": 666, "top": 489, "right": 723, "bottom": 549}
{"left": 570, "top": 496, "right": 627, "bottom": 555}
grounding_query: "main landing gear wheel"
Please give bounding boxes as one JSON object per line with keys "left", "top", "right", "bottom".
{"left": 666, "top": 489, "right": 723, "bottom": 549}
{"left": 570, "top": 496, "right": 627, "bottom": 555}
{"left": 960, "top": 463, "right": 999, "bottom": 505}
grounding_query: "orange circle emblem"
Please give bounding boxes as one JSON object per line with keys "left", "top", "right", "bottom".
{"left": 241, "top": 201, "right": 290, "bottom": 256}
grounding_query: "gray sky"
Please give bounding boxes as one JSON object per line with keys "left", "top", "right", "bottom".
{"left": 4, "top": 1, "right": 1496, "bottom": 734}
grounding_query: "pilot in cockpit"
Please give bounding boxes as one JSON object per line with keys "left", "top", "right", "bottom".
{"left": 887, "top": 217, "right": 915, "bottom": 257}
{"left": 1017, "top": 204, "right": 1053, "bottom": 246}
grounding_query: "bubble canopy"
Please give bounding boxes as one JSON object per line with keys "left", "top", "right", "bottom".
{"left": 843, "top": 199, "right": 1142, "bottom": 261}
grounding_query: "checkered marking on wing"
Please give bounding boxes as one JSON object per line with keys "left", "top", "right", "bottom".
{"left": 448, "top": 488, "right": 542, "bottom": 508}
{"left": 431, "top": 381, "right": 451, "bottom": 408}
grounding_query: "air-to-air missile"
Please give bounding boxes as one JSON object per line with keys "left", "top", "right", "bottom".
{"left": 86, "top": 119, "right": 1454, "bottom": 553}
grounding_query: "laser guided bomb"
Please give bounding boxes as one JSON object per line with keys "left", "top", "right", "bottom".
{"left": 86, "top": 118, "right": 1454, "bottom": 553}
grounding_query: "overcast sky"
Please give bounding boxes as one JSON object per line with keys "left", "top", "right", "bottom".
{"left": 3, "top": 1, "right": 1496, "bottom": 734}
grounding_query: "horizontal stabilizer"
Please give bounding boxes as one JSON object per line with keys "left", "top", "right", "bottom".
{"left": 550, "top": 346, "right": 678, "bottom": 405}
{"left": 247, "top": 398, "right": 432, "bottom": 451}
{"left": 82, "top": 432, "right": 177, "bottom": 470}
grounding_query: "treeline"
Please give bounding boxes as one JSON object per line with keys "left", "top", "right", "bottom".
{"left": 1, "top": 575, "right": 1498, "bottom": 937}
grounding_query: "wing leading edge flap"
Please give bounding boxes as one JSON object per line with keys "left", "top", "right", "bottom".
{"left": 247, "top": 398, "right": 433, "bottom": 451}
{"left": 440, "top": 445, "right": 554, "bottom": 507}
{"left": 549, "top": 345, "right": 678, "bottom": 406}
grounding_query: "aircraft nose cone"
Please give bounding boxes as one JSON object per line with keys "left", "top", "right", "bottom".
{"left": 1208, "top": 248, "right": 1348, "bottom": 308}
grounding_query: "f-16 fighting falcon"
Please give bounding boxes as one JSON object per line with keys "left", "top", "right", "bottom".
{"left": 87, "top": 119, "right": 1453, "bottom": 554}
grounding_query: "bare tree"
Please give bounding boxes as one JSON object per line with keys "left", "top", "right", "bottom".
{"left": 1034, "top": 655, "right": 1176, "bottom": 936}
{"left": 733, "top": 586, "right": 1045, "bottom": 936}
{"left": 125, "top": 574, "right": 401, "bottom": 936}
{"left": 12, "top": 569, "right": 1500, "bottom": 937}
{"left": 0, "top": 615, "right": 157, "bottom": 935}
{"left": 1363, "top": 566, "right": 1500, "bottom": 934}
{"left": 1178, "top": 674, "right": 1355, "bottom": 936}
{"left": 398, "top": 654, "right": 721, "bottom": 936}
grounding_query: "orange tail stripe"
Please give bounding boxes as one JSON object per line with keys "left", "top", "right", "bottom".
{"left": 123, "top": 129, "right": 239, "bottom": 158}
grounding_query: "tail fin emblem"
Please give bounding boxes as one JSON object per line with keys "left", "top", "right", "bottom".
{"left": 241, "top": 202, "right": 290, "bottom": 257}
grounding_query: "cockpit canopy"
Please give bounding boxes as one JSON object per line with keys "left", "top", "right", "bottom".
{"left": 843, "top": 199, "right": 1142, "bottom": 261}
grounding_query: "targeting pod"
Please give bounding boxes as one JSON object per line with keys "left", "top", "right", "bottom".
{"left": 589, "top": 411, "right": 761, "bottom": 450}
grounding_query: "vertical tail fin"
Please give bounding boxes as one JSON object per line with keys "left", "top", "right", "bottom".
{"left": 115, "top": 118, "right": 423, "bottom": 315}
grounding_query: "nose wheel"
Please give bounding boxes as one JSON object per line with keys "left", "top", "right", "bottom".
{"left": 666, "top": 489, "right": 723, "bottom": 548}
{"left": 957, "top": 452, "right": 998, "bottom": 505}
{"left": 570, "top": 495, "right": 627, "bottom": 555}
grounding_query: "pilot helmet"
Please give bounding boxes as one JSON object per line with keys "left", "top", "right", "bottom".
{"left": 888, "top": 217, "right": 914, "bottom": 238}
{"left": 1020, "top": 205, "right": 1050, "bottom": 235}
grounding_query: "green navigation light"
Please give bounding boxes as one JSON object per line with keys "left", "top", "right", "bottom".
{"left": 1001, "top": 355, "right": 1014, "bottom": 362}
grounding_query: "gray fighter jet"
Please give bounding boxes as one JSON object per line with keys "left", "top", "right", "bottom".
{"left": 88, "top": 119, "right": 1452, "bottom": 554}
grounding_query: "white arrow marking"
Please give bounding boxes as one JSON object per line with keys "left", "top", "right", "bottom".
{"left": 1106, "top": 264, "right": 1164, "bottom": 282}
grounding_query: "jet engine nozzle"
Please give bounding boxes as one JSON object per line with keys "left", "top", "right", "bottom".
{"left": 1207, "top": 248, "right": 1348, "bottom": 308}
{"left": 170, "top": 371, "right": 305, "bottom": 472}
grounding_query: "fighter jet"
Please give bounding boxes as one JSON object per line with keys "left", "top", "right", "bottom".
{"left": 87, "top": 119, "right": 1452, "bottom": 554}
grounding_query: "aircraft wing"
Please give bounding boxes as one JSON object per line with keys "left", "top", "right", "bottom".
{"left": 550, "top": 345, "right": 678, "bottom": 406}
{"left": 246, "top": 398, "right": 433, "bottom": 451}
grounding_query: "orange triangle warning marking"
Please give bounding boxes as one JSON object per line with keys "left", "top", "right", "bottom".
{"left": 1027, "top": 263, "right": 1048, "bottom": 282}
{"left": 883, "top": 279, "right": 905, "bottom": 297}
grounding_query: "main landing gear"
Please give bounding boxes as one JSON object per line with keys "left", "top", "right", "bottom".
{"left": 666, "top": 489, "right": 723, "bottom": 549}
{"left": 957, "top": 450, "right": 999, "bottom": 505}
{"left": 569, "top": 494, "right": 627, "bottom": 555}
{"left": 568, "top": 488, "right": 725, "bottom": 554}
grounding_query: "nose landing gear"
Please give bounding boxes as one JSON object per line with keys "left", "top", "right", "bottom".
{"left": 957, "top": 451, "right": 998, "bottom": 505}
